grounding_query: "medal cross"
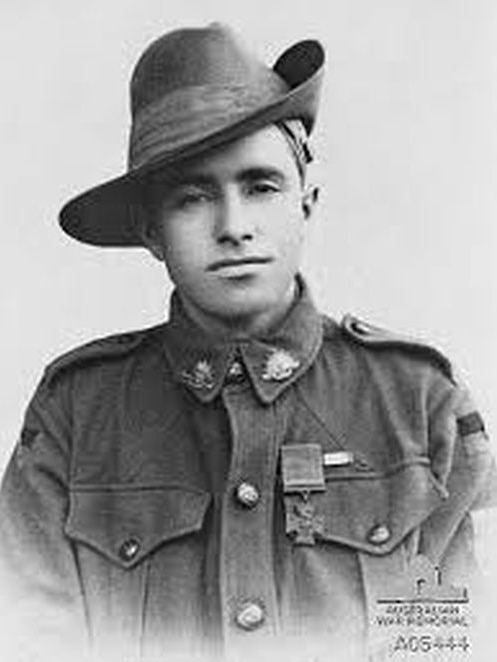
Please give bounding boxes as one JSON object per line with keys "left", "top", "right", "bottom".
{"left": 286, "top": 500, "right": 325, "bottom": 545}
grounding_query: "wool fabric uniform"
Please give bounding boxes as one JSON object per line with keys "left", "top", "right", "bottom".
{"left": 1, "top": 278, "right": 495, "bottom": 662}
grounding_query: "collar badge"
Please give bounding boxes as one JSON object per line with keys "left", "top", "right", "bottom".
{"left": 261, "top": 349, "right": 300, "bottom": 382}
{"left": 181, "top": 359, "right": 215, "bottom": 390}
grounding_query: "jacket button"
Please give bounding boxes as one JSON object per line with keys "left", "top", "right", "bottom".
{"left": 368, "top": 524, "right": 391, "bottom": 545}
{"left": 119, "top": 537, "right": 140, "bottom": 561}
{"left": 226, "top": 358, "right": 245, "bottom": 382}
{"left": 235, "top": 601, "right": 265, "bottom": 630}
{"left": 235, "top": 482, "right": 260, "bottom": 508}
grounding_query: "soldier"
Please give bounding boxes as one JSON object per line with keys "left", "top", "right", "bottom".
{"left": 0, "top": 22, "right": 496, "bottom": 662}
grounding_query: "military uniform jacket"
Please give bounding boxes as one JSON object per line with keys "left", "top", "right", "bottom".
{"left": 1, "top": 281, "right": 496, "bottom": 662}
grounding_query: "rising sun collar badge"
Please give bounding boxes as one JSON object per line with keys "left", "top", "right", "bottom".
{"left": 261, "top": 349, "right": 300, "bottom": 382}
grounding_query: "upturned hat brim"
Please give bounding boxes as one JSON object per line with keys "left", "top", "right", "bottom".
{"left": 59, "top": 37, "right": 325, "bottom": 247}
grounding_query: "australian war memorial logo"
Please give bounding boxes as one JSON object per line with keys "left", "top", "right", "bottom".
{"left": 372, "top": 556, "right": 471, "bottom": 658}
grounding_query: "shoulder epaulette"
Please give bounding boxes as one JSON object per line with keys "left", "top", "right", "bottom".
{"left": 42, "top": 324, "right": 165, "bottom": 388}
{"left": 341, "top": 314, "right": 455, "bottom": 382}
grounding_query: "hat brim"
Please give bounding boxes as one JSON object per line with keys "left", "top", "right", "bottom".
{"left": 59, "top": 39, "right": 325, "bottom": 247}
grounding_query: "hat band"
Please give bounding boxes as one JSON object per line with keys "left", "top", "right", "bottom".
{"left": 129, "top": 80, "right": 287, "bottom": 170}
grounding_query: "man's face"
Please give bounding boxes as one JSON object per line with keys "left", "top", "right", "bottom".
{"left": 143, "top": 124, "right": 312, "bottom": 327}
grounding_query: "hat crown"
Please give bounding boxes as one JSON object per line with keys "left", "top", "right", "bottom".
{"left": 130, "top": 24, "right": 285, "bottom": 118}
{"left": 59, "top": 25, "right": 324, "bottom": 247}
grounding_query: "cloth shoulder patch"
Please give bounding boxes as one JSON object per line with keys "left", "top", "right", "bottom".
{"left": 457, "top": 411, "right": 486, "bottom": 438}
{"left": 42, "top": 324, "right": 165, "bottom": 388}
{"left": 341, "top": 314, "right": 454, "bottom": 381}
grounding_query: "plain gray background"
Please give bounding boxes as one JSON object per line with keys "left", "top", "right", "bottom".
{"left": 1, "top": 0, "right": 495, "bottom": 472}
{"left": 1, "top": 0, "right": 496, "bottom": 648}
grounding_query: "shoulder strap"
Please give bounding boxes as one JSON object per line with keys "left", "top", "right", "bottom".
{"left": 42, "top": 324, "right": 164, "bottom": 388}
{"left": 341, "top": 314, "right": 455, "bottom": 382}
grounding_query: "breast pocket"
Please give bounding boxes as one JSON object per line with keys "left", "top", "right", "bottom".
{"left": 284, "top": 458, "right": 447, "bottom": 555}
{"left": 64, "top": 485, "right": 212, "bottom": 648}
{"left": 65, "top": 486, "right": 211, "bottom": 568}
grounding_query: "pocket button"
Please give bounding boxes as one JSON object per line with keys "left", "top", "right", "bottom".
{"left": 368, "top": 524, "right": 391, "bottom": 545}
{"left": 119, "top": 537, "right": 140, "bottom": 562}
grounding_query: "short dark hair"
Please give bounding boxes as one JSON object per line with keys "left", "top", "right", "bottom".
{"left": 274, "top": 119, "right": 313, "bottom": 184}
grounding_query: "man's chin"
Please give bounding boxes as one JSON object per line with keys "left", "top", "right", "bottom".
{"left": 179, "top": 276, "right": 297, "bottom": 335}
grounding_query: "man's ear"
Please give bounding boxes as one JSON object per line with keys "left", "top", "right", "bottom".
{"left": 302, "top": 185, "right": 319, "bottom": 219}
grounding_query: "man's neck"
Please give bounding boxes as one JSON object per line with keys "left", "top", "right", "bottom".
{"left": 178, "top": 281, "right": 298, "bottom": 342}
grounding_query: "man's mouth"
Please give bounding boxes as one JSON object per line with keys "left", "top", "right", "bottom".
{"left": 207, "top": 256, "right": 273, "bottom": 272}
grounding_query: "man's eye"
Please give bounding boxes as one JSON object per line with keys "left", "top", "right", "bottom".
{"left": 246, "top": 180, "right": 281, "bottom": 196}
{"left": 175, "top": 188, "right": 211, "bottom": 208}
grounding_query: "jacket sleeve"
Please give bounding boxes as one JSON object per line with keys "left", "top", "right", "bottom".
{"left": 421, "top": 376, "right": 497, "bottom": 586}
{"left": 0, "top": 373, "right": 89, "bottom": 661}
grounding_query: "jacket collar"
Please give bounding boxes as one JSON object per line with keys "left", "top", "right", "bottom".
{"left": 161, "top": 276, "right": 323, "bottom": 404}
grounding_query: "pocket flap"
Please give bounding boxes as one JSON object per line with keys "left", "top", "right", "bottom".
{"left": 285, "top": 461, "right": 447, "bottom": 554}
{"left": 65, "top": 486, "right": 211, "bottom": 568}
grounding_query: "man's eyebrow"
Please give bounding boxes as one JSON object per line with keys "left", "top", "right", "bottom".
{"left": 164, "top": 172, "right": 215, "bottom": 188}
{"left": 150, "top": 166, "right": 288, "bottom": 191}
{"left": 235, "top": 167, "right": 287, "bottom": 184}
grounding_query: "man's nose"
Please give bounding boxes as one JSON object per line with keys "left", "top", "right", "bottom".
{"left": 215, "top": 189, "right": 254, "bottom": 245}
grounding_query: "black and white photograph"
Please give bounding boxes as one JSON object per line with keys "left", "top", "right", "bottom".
{"left": 1, "top": 2, "right": 496, "bottom": 661}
